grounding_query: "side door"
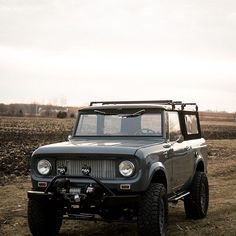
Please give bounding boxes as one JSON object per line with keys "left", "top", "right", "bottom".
{"left": 168, "top": 112, "right": 194, "bottom": 191}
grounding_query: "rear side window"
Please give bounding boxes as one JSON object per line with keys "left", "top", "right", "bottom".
{"left": 168, "top": 112, "right": 182, "bottom": 141}
{"left": 184, "top": 114, "right": 199, "bottom": 135}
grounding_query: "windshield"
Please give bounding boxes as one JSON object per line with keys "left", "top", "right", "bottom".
{"left": 75, "top": 110, "right": 163, "bottom": 137}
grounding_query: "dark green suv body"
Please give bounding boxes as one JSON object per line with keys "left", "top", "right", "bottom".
{"left": 27, "top": 100, "right": 209, "bottom": 236}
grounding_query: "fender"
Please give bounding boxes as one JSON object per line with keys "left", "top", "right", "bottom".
{"left": 148, "top": 162, "right": 169, "bottom": 192}
{"left": 194, "top": 151, "right": 206, "bottom": 173}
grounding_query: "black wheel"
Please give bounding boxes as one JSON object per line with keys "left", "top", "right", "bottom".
{"left": 184, "top": 172, "right": 209, "bottom": 219}
{"left": 28, "top": 199, "right": 63, "bottom": 236}
{"left": 137, "top": 183, "right": 168, "bottom": 236}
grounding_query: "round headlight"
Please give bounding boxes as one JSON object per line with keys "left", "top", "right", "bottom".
{"left": 119, "top": 161, "right": 135, "bottom": 177}
{"left": 37, "top": 160, "right": 52, "bottom": 175}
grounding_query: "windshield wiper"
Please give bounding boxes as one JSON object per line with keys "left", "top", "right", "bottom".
{"left": 94, "top": 110, "right": 117, "bottom": 115}
{"left": 94, "top": 110, "right": 107, "bottom": 115}
{"left": 122, "top": 109, "right": 146, "bottom": 118}
{"left": 94, "top": 109, "right": 146, "bottom": 117}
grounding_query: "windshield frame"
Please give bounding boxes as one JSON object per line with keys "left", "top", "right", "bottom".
{"left": 73, "top": 108, "right": 164, "bottom": 138}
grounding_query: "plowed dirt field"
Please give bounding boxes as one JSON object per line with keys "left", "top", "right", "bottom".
{"left": 0, "top": 117, "right": 235, "bottom": 235}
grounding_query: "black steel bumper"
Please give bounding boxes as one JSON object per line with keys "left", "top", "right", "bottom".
{"left": 28, "top": 175, "right": 139, "bottom": 207}
{"left": 44, "top": 175, "right": 115, "bottom": 195}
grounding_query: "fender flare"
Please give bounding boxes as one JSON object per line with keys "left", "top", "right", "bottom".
{"left": 195, "top": 152, "right": 205, "bottom": 173}
{"left": 148, "top": 162, "right": 168, "bottom": 190}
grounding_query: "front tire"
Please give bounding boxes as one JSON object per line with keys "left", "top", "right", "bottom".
{"left": 137, "top": 183, "right": 168, "bottom": 236}
{"left": 28, "top": 199, "right": 63, "bottom": 236}
{"left": 184, "top": 172, "right": 209, "bottom": 219}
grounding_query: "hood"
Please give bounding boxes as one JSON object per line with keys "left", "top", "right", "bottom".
{"left": 33, "top": 138, "right": 165, "bottom": 156}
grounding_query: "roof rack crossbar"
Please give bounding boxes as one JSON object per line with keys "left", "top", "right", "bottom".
{"left": 90, "top": 100, "right": 174, "bottom": 106}
{"left": 181, "top": 103, "right": 198, "bottom": 111}
{"left": 89, "top": 100, "right": 198, "bottom": 111}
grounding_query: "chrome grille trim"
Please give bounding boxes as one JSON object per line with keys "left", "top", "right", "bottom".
{"left": 56, "top": 159, "right": 116, "bottom": 179}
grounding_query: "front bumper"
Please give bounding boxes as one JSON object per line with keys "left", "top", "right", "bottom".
{"left": 28, "top": 175, "right": 139, "bottom": 208}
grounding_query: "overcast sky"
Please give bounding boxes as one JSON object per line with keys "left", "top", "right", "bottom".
{"left": 0, "top": 0, "right": 236, "bottom": 111}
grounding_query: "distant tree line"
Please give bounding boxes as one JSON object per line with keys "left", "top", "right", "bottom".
{"left": 199, "top": 111, "right": 236, "bottom": 122}
{"left": 1, "top": 103, "right": 235, "bottom": 121}
{"left": 0, "top": 103, "right": 78, "bottom": 118}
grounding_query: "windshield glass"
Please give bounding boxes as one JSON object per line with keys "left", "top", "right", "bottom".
{"left": 75, "top": 110, "right": 162, "bottom": 137}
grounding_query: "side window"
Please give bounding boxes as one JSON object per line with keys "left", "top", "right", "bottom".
{"left": 184, "top": 114, "right": 199, "bottom": 135}
{"left": 168, "top": 112, "right": 182, "bottom": 141}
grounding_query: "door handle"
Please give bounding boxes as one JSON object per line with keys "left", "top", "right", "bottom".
{"left": 184, "top": 146, "right": 192, "bottom": 151}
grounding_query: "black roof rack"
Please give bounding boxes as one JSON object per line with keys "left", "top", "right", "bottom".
{"left": 90, "top": 100, "right": 173, "bottom": 106}
{"left": 89, "top": 100, "right": 198, "bottom": 111}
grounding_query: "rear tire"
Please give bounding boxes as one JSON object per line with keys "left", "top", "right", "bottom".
{"left": 137, "top": 183, "right": 168, "bottom": 236}
{"left": 28, "top": 199, "right": 63, "bottom": 236}
{"left": 184, "top": 172, "right": 209, "bottom": 219}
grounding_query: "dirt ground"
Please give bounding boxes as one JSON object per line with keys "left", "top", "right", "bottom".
{"left": 0, "top": 141, "right": 235, "bottom": 236}
{"left": 0, "top": 117, "right": 236, "bottom": 235}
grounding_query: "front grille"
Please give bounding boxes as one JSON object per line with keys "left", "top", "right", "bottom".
{"left": 56, "top": 159, "right": 116, "bottom": 179}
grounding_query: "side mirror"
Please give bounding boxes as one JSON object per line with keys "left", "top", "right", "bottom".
{"left": 68, "top": 135, "right": 72, "bottom": 141}
{"left": 177, "top": 135, "right": 184, "bottom": 143}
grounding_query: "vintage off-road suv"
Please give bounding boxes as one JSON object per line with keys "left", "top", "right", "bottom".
{"left": 27, "top": 100, "right": 209, "bottom": 236}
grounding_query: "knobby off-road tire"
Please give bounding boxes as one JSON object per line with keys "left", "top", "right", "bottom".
{"left": 184, "top": 171, "right": 209, "bottom": 219}
{"left": 138, "top": 183, "right": 168, "bottom": 236}
{"left": 28, "top": 199, "right": 63, "bottom": 236}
